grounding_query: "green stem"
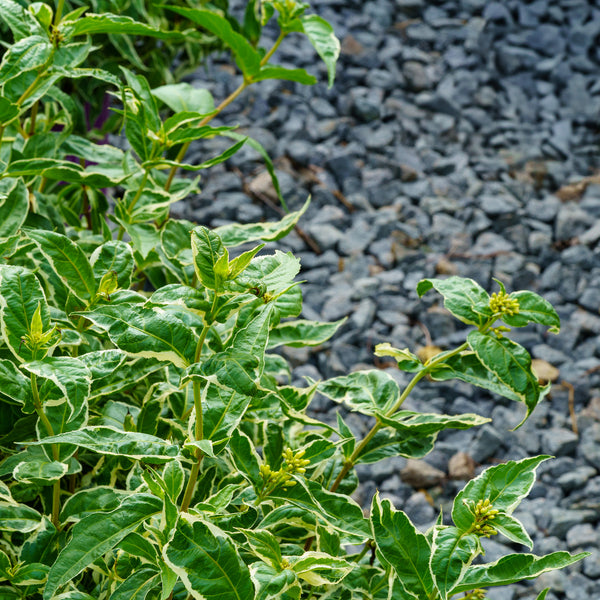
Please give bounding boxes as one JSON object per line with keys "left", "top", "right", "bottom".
{"left": 32, "top": 373, "right": 61, "bottom": 527}
{"left": 28, "top": 101, "right": 39, "bottom": 137}
{"left": 164, "top": 80, "right": 248, "bottom": 192}
{"left": 179, "top": 323, "right": 211, "bottom": 512}
{"left": 329, "top": 342, "right": 469, "bottom": 493}
{"left": 0, "top": 126, "right": 4, "bottom": 148}
{"left": 163, "top": 33, "right": 287, "bottom": 193}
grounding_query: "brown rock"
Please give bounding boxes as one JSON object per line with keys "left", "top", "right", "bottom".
{"left": 400, "top": 459, "right": 445, "bottom": 489}
{"left": 531, "top": 358, "right": 560, "bottom": 384}
{"left": 448, "top": 452, "right": 476, "bottom": 480}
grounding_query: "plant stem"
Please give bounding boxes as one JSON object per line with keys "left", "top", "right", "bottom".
{"left": 32, "top": 373, "right": 61, "bottom": 527}
{"left": 28, "top": 101, "right": 39, "bottom": 137}
{"left": 329, "top": 342, "right": 469, "bottom": 493}
{"left": 179, "top": 324, "right": 211, "bottom": 512}
{"left": 163, "top": 32, "right": 287, "bottom": 192}
{"left": 164, "top": 80, "right": 248, "bottom": 192}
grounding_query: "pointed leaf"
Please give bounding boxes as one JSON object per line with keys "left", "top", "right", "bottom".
{"left": 27, "top": 230, "right": 96, "bottom": 300}
{"left": 297, "top": 15, "right": 340, "bottom": 87}
{"left": 376, "top": 411, "right": 490, "bottom": 437}
{"left": 430, "top": 526, "right": 479, "bottom": 598}
{"left": 152, "top": 83, "right": 215, "bottom": 114}
{"left": 109, "top": 567, "right": 160, "bottom": 600}
{"left": 44, "top": 494, "right": 163, "bottom": 600}
{"left": 318, "top": 370, "right": 399, "bottom": 416}
{"left": 452, "top": 456, "right": 551, "bottom": 533}
{"left": 164, "top": 7, "right": 261, "bottom": 76}
{"left": 255, "top": 65, "right": 316, "bottom": 85}
{"left": 374, "top": 342, "right": 423, "bottom": 372}
{"left": 0, "top": 35, "right": 52, "bottom": 85}
{"left": 371, "top": 495, "right": 434, "bottom": 599}
{"left": 493, "top": 513, "right": 533, "bottom": 549}
{"left": 191, "top": 226, "right": 228, "bottom": 291}
{"left": 503, "top": 290, "right": 560, "bottom": 333}
{"left": 290, "top": 551, "right": 353, "bottom": 586}
{"left": 90, "top": 240, "right": 135, "bottom": 290}
{"left": 250, "top": 563, "right": 300, "bottom": 600}
{"left": 79, "top": 304, "right": 197, "bottom": 368}
{"left": 450, "top": 552, "right": 588, "bottom": 595}
{"left": 417, "top": 277, "right": 492, "bottom": 327}
{"left": 26, "top": 426, "right": 180, "bottom": 463}
{"left": 0, "top": 501, "right": 42, "bottom": 532}
{"left": 163, "top": 515, "right": 254, "bottom": 600}
{"left": 268, "top": 318, "right": 345, "bottom": 348}
{"left": 0, "top": 178, "right": 28, "bottom": 238}
{"left": 0, "top": 0, "right": 46, "bottom": 40}
{"left": 0, "top": 266, "right": 50, "bottom": 362}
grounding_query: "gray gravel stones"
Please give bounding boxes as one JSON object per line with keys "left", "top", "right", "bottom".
{"left": 189, "top": 2, "right": 600, "bottom": 596}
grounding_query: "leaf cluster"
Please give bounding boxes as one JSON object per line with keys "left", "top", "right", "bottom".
{"left": 0, "top": 2, "right": 585, "bottom": 599}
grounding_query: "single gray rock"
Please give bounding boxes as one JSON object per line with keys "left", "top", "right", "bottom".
{"left": 541, "top": 428, "right": 579, "bottom": 456}
{"left": 566, "top": 523, "right": 598, "bottom": 550}
{"left": 469, "top": 425, "right": 504, "bottom": 463}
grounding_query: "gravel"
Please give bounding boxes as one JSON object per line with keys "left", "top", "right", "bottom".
{"left": 178, "top": 1, "right": 600, "bottom": 596}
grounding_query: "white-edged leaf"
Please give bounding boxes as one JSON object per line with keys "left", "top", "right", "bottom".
{"left": 163, "top": 515, "right": 255, "bottom": 600}
{"left": 44, "top": 494, "right": 163, "bottom": 599}
{"left": 26, "top": 426, "right": 180, "bottom": 463}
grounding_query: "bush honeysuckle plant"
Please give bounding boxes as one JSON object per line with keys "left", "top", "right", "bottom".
{"left": 0, "top": 1, "right": 588, "bottom": 599}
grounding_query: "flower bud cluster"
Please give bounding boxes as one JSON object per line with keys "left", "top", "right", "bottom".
{"left": 259, "top": 449, "right": 310, "bottom": 495}
{"left": 472, "top": 498, "right": 499, "bottom": 538}
{"left": 489, "top": 291, "right": 520, "bottom": 317}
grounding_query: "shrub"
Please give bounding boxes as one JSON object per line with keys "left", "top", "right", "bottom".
{"left": 0, "top": 1, "right": 586, "bottom": 598}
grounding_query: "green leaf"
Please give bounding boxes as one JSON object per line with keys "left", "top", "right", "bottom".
{"left": 109, "top": 567, "right": 160, "bottom": 600}
{"left": 60, "top": 487, "right": 130, "bottom": 523}
{"left": 0, "top": 0, "right": 46, "bottom": 40}
{"left": 152, "top": 83, "right": 215, "bottom": 114}
{"left": 60, "top": 13, "right": 188, "bottom": 41}
{"left": 502, "top": 290, "right": 560, "bottom": 333}
{"left": 243, "top": 251, "right": 301, "bottom": 296}
{"left": 296, "top": 15, "right": 340, "bottom": 87}
{"left": 467, "top": 331, "right": 544, "bottom": 423}
{"left": 27, "top": 426, "right": 180, "bottom": 463}
{"left": 26, "top": 230, "right": 96, "bottom": 300}
{"left": 254, "top": 65, "right": 316, "bottom": 85}
{"left": 452, "top": 456, "right": 551, "bottom": 534}
{"left": 318, "top": 370, "right": 399, "bottom": 416}
{"left": 44, "top": 494, "right": 163, "bottom": 600}
{"left": 90, "top": 240, "right": 135, "bottom": 291}
{"left": 0, "top": 358, "right": 33, "bottom": 407}
{"left": 356, "top": 428, "right": 436, "bottom": 464}
{"left": 164, "top": 6, "right": 261, "bottom": 77}
{"left": 163, "top": 515, "right": 255, "bottom": 600}
{"left": 268, "top": 318, "right": 345, "bottom": 348}
{"left": 271, "top": 478, "right": 369, "bottom": 542}
{"left": 21, "top": 356, "right": 91, "bottom": 439}
{"left": 250, "top": 563, "right": 300, "bottom": 600}
{"left": 0, "top": 178, "right": 28, "bottom": 238}
{"left": 536, "top": 589, "right": 550, "bottom": 600}
{"left": 202, "top": 384, "right": 252, "bottom": 453}
{"left": 290, "top": 551, "right": 353, "bottom": 586}
{"left": 430, "top": 526, "right": 479, "bottom": 599}
{"left": 191, "top": 226, "right": 229, "bottom": 292}
{"left": 0, "top": 266, "right": 50, "bottom": 362}
{"left": 371, "top": 494, "right": 434, "bottom": 599}
{"left": 117, "top": 532, "right": 159, "bottom": 564}
{"left": 450, "top": 552, "right": 589, "bottom": 595}
{"left": 373, "top": 342, "right": 423, "bottom": 372}
{"left": 376, "top": 411, "right": 490, "bottom": 437}
{"left": 240, "top": 528, "right": 283, "bottom": 568}
{"left": 0, "top": 35, "right": 52, "bottom": 85}
{"left": 417, "top": 277, "right": 493, "bottom": 328}
{"left": 493, "top": 513, "right": 533, "bottom": 549}
{"left": 13, "top": 457, "right": 68, "bottom": 485}
{"left": 0, "top": 96, "right": 19, "bottom": 126}
{"left": 79, "top": 304, "right": 197, "bottom": 368}
{"left": 11, "top": 562, "right": 50, "bottom": 586}
{"left": 229, "top": 429, "right": 262, "bottom": 486}
{"left": 0, "top": 501, "right": 42, "bottom": 532}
